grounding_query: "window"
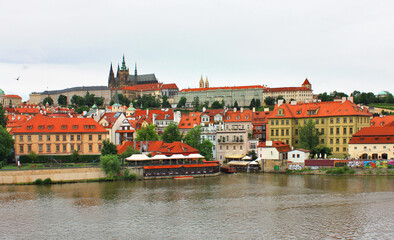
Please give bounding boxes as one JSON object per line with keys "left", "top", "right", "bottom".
{"left": 63, "top": 144, "right": 67, "bottom": 152}
{"left": 233, "top": 146, "right": 236, "bottom": 150}
{"left": 46, "top": 144, "right": 51, "bottom": 152}
{"left": 343, "top": 147, "right": 346, "bottom": 152}
{"left": 39, "top": 135, "right": 42, "bottom": 141}
{"left": 220, "top": 146, "right": 222, "bottom": 150}
{"left": 61, "top": 125, "right": 66, "bottom": 129}
{"left": 295, "top": 129, "right": 299, "bottom": 135}
{"left": 271, "top": 120, "right": 275, "bottom": 125}
{"left": 98, "top": 135, "right": 102, "bottom": 141}
{"left": 330, "top": 128, "right": 334, "bottom": 135}
{"left": 321, "top": 119, "right": 325, "bottom": 124}
{"left": 70, "top": 135, "right": 74, "bottom": 141}
{"left": 281, "top": 129, "right": 284, "bottom": 136}
{"left": 240, "top": 146, "right": 242, "bottom": 150}
{"left": 89, "top": 135, "right": 93, "bottom": 141}
{"left": 343, "top": 128, "right": 347, "bottom": 134}
{"left": 286, "top": 129, "right": 289, "bottom": 135}
{"left": 321, "top": 139, "right": 324, "bottom": 144}
{"left": 27, "top": 145, "right": 31, "bottom": 152}
{"left": 63, "top": 135, "right": 66, "bottom": 141}
{"left": 330, "top": 118, "right": 334, "bottom": 124}
{"left": 73, "top": 125, "right": 78, "bottom": 129}
{"left": 276, "top": 120, "right": 279, "bottom": 125}
{"left": 19, "top": 136, "right": 23, "bottom": 141}
{"left": 77, "top": 145, "right": 81, "bottom": 151}
{"left": 47, "top": 135, "right": 51, "bottom": 141}
{"left": 89, "top": 144, "right": 93, "bottom": 152}
{"left": 336, "top": 147, "right": 339, "bottom": 151}
{"left": 330, "top": 139, "right": 333, "bottom": 144}
{"left": 286, "top": 120, "right": 289, "bottom": 125}
{"left": 19, "top": 145, "right": 24, "bottom": 153}
{"left": 349, "top": 117, "right": 353, "bottom": 123}
{"left": 316, "top": 119, "right": 319, "bottom": 124}
{"left": 276, "top": 130, "right": 279, "bottom": 136}
{"left": 349, "top": 128, "right": 353, "bottom": 134}
{"left": 56, "top": 135, "right": 60, "bottom": 141}
{"left": 343, "top": 139, "right": 346, "bottom": 144}
{"left": 336, "top": 139, "right": 340, "bottom": 144}
{"left": 71, "top": 144, "right": 74, "bottom": 151}
{"left": 98, "top": 144, "right": 102, "bottom": 151}
{"left": 336, "top": 118, "right": 340, "bottom": 123}
{"left": 27, "top": 136, "right": 31, "bottom": 142}
{"left": 336, "top": 128, "right": 340, "bottom": 134}
{"left": 343, "top": 117, "right": 347, "bottom": 123}
{"left": 271, "top": 130, "right": 274, "bottom": 136}
{"left": 39, "top": 144, "right": 43, "bottom": 152}
{"left": 226, "top": 146, "right": 229, "bottom": 150}
{"left": 321, "top": 128, "right": 324, "bottom": 134}
{"left": 56, "top": 145, "right": 60, "bottom": 152}
{"left": 295, "top": 120, "right": 299, "bottom": 125}
{"left": 281, "top": 120, "right": 284, "bottom": 125}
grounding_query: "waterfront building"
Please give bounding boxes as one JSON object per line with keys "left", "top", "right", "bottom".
{"left": 200, "top": 109, "right": 225, "bottom": 160}
{"left": 263, "top": 79, "right": 313, "bottom": 104}
{"left": 176, "top": 84, "right": 266, "bottom": 108}
{"left": 224, "top": 108, "right": 253, "bottom": 134}
{"left": 268, "top": 98, "right": 372, "bottom": 158}
{"left": 12, "top": 114, "right": 107, "bottom": 157}
{"left": 133, "top": 109, "right": 175, "bottom": 134}
{"left": 287, "top": 149, "right": 310, "bottom": 163}
{"left": 216, "top": 129, "right": 248, "bottom": 163}
{"left": 257, "top": 140, "right": 291, "bottom": 160}
{"left": 252, "top": 110, "right": 270, "bottom": 141}
{"left": 348, "top": 125, "right": 394, "bottom": 159}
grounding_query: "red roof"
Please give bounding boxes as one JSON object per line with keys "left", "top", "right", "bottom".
{"left": 180, "top": 85, "right": 266, "bottom": 92}
{"left": 162, "top": 83, "right": 178, "bottom": 90}
{"left": 134, "top": 83, "right": 162, "bottom": 91}
{"left": 264, "top": 87, "right": 311, "bottom": 92}
{"left": 117, "top": 141, "right": 137, "bottom": 154}
{"left": 4, "top": 94, "right": 22, "bottom": 99}
{"left": 179, "top": 112, "right": 201, "bottom": 129}
{"left": 349, "top": 126, "right": 394, "bottom": 144}
{"left": 269, "top": 100, "right": 372, "bottom": 119}
{"left": 252, "top": 111, "right": 270, "bottom": 125}
{"left": 257, "top": 141, "right": 291, "bottom": 153}
{"left": 302, "top": 78, "right": 311, "bottom": 85}
{"left": 98, "top": 112, "right": 123, "bottom": 128}
{"left": 370, "top": 116, "right": 394, "bottom": 127}
{"left": 146, "top": 141, "right": 199, "bottom": 155}
{"left": 224, "top": 110, "right": 253, "bottom": 122}
{"left": 11, "top": 114, "right": 107, "bottom": 134}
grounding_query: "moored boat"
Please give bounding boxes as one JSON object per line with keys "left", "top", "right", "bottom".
{"left": 220, "top": 166, "right": 237, "bottom": 174}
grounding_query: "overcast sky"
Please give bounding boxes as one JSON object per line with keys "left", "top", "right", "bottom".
{"left": 1, "top": 0, "right": 393, "bottom": 101}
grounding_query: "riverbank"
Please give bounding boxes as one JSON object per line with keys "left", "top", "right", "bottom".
{"left": 287, "top": 167, "right": 394, "bottom": 176}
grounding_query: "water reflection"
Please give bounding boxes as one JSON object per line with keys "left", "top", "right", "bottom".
{"left": 0, "top": 174, "right": 393, "bottom": 239}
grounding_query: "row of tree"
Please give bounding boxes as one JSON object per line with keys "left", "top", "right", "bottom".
{"left": 318, "top": 91, "right": 394, "bottom": 105}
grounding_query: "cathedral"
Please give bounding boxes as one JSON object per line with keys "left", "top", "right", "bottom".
{"left": 108, "top": 56, "right": 158, "bottom": 88}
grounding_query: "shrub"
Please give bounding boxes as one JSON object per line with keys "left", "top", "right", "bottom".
{"left": 348, "top": 169, "right": 355, "bottom": 174}
{"left": 34, "top": 178, "right": 43, "bottom": 184}
{"left": 43, "top": 178, "right": 52, "bottom": 184}
{"left": 100, "top": 155, "right": 121, "bottom": 178}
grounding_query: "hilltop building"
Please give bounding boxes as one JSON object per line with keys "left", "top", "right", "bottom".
{"left": 0, "top": 89, "right": 22, "bottom": 107}
{"left": 263, "top": 79, "right": 313, "bottom": 104}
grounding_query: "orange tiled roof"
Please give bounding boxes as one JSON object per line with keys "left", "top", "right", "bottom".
{"left": 11, "top": 114, "right": 107, "bottom": 134}
{"left": 180, "top": 85, "right": 266, "bottom": 92}
{"left": 99, "top": 112, "right": 123, "bottom": 128}
{"left": 147, "top": 141, "right": 199, "bottom": 155}
{"left": 302, "top": 78, "right": 311, "bottom": 85}
{"left": 224, "top": 110, "right": 253, "bottom": 122}
{"left": 257, "top": 141, "right": 291, "bottom": 153}
{"left": 349, "top": 126, "right": 394, "bottom": 144}
{"left": 370, "top": 116, "right": 394, "bottom": 127}
{"left": 162, "top": 83, "right": 178, "bottom": 89}
{"left": 252, "top": 111, "right": 270, "bottom": 124}
{"left": 179, "top": 112, "right": 201, "bottom": 129}
{"left": 134, "top": 83, "right": 162, "bottom": 91}
{"left": 4, "top": 94, "right": 22, "bottom": 99}
{"left": 269, "top": 100, "right": 372, "bottom": 119}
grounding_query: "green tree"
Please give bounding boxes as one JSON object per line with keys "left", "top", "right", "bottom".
{"left": 71, "top": 95, "right": 85, "bottom": 106}
{"left": 248, "top": 150, "right": 258, "bottom": 160}
{"left": 161, "top": 95, "right": 172, "bottom": 108}
{"left": 28, "top": 151, "right": 38, "bottom": 163}
{"left": 255, "top": 99, "right": 261, "bottom": 108}
{"left": 43, "top": 96, "right": 54, "bottom": 106}
{"left": 76, "top": 106, "right": 89, "bottom": 114}
{"left": 0, "top": 103, "right": 7, "bottom": 128}
{"left": 71, "top": 150, "right": 80, "bottom": 162}
{"left": 318, "top": 92, "right": 334, "bottom": 102}
{"left": 264, "top": 96, "right": 275, "bottom": 106}
{"left": 276, "top": 96, "right": 285, "bottom": 103}
{"left": 136, "top": 124, "right": 159, "bottom": 141}
{"left": 202, "top": 101, "right": 209, "bottom": 109}
{"left": 161, "top": 122, "right": 183, "bottom": 143}
{"left": 57, "top": 95, "right": 68, "bottom": 106}
{"left": 199, "top": 139, "right": 214, "bottom": 161}
{"left": 211, "top": 100, "right": 223, "bottom": 109}
{"left": 234, "top": 100, "right": 239, "bottom": 109}
{"left": 94, "top": 97, "right": 104, "bottom": 106}
{"left": 177, "top": 97, "right": 187, "bottom": 108}
{"left": 119, "top": 146, "right": 140, "bottom": 160}
{"left": 249, "top": 98, "right": 256, "bottom": 109}
{"left": 184, "top": 126, "right": 202, "bottom": 150}
{"left": 192, "top": 97, "right": 200, "bottom": 111}
{"left": 84, "top": 91, "right": 95, "bottom": 107}
{"left": 0, "top": 126, "right": 14, "bottom": 160}
{"left": 100, "top": 154, "right": 121, "bottom": 178}
{"left": 311, "top": 145, "right": 332, "bottom": 158}
{"left": 299, "top": 119, "right": 322, "bottom": 150}
{"left": 101, "top": 140, "right": 118, "bottom": 156}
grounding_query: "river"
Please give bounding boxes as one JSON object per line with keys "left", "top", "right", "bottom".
{"left": 0, "top": 174, "right": 393, "bottom": 239}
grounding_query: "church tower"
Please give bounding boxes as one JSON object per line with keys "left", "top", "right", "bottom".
{"left": 108, "top": 63, "right": 115, "bottom": 88}
{"left": 118, "top": 55, "right": 130, "bottom": 87}
{"left": 205, "top": 76, "right": 209, "bottom": 88}
{"left": 302, "top": 78, "right": 312, "bottom": 90}
{"left": 199, "top": 75, "right": 204, "bottom": 88}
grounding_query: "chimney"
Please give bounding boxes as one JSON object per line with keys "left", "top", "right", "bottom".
{"left": 278, "top": 99, "right": 284, "bottom": 106}
{"left": 290, "top": 100, "right": 297, "bottom": 105}
{"left": 266, "top": 140, "right": 273, "bottom": 146}
{"left": 252, "top": 107, "right": 255, "bottom": 113}
{"left": 348, "top": 96, "right": 354, "bottom": 103}
{"left": 341, "top": 97, "right": 346, "bottom": 103}
{"left": 202, "top": 107, "right": 206, "bottom": 112}
{"left": 264, "top": 108, "right": 269, "bottom": 112}
{"left": 234, "top": 107, "right": 237, "bottom": 113}
{"left": 240, "top": 107, "right": 244, "bottom": 113}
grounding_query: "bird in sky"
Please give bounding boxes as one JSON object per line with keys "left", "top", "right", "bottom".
{"left": 15, "top": 76, "right": 20, "bottom": 80}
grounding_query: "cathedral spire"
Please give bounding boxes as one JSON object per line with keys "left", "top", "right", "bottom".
{"left": 121, "top": 55, "right": 128, "bottom": 71}
{"left": 108, "top": 63, "right": 115, "bottom": 87}
{"left": 135, "top": 62, "right": 137, "bottom": 76}
{"left": 205, "top": 76, "right": 209, "bottom": 88}
{"left": 199, "top": 75, "right": 204, "bottom": 88}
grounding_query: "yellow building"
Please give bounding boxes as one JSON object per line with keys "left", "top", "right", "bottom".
{"left": 12, "top": 114, "right": 108, "bottom": 157}
{"left": 268, "top": 98, "right": 372, "bottom": 158}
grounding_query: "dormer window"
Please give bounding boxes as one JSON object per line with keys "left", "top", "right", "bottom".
{"left": 61, "top": 125, "right": 67, "bottom": 129}
{"left": 47, "top": 125, "right": 53, "bottom": 130}
{"left": 27, "top": 125, "right": 32, "bottom": 130}
{"left": 278, "top": 109, "right": 284, "bottom": 115}
{"left": 73, "top": 125, "right": 78, "bottom": 129}
{"left": 38, "top": 125, "right": 44, "bottom": 130}
{"left": 245, "top": 115, "right": 249, "bottom": 119}
{"left": 84, "top": 125, "right": 89, "bottom": 129}
{"left": 91, "top": 125, "right": 95, "bottom": 129}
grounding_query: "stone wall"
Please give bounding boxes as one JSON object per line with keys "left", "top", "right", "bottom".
{"left": 263, "top": 159, "right": 288, "bottom": 173}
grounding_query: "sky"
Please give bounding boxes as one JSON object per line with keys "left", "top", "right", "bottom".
{"left": 1, "top": 0, "right": 393, "bottom": 101}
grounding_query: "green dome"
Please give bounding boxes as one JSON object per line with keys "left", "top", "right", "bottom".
{"left": 378, "top": 91, "right": 389, "bottom": 96}
{"left": 112, "top": 103, "right": 121, "bottom": 107}
{"left": 91, "top": 104, "right": 98, "bottom": 109}
{"left": 0, "top": 89, "right": 4, "bottom": 95}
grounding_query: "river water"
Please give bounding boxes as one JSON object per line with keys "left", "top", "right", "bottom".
{"left": 0, "top": 174, "right": 393, "bottom": 239}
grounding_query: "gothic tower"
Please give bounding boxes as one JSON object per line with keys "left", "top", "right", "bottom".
{"left": 118, "top": 55, "right": 130, "bottom": 87}
{"left": 302, "top": 78, "right": 312, "bottom": 90}
{"left": 199, "top": 75, "right": 204, "bottom": 88}
{"left": 108, "top": 63, "right": 115, "bottom": 88}
{"left": 205, "top": 76, "right": 209, "bottom": 88}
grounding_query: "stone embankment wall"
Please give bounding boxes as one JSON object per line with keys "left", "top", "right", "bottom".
{"left": 263, "top": 159, "right": 288, "bottom": 173}
{"left": 0, "top": 166, "right": 146, "bottom": 184}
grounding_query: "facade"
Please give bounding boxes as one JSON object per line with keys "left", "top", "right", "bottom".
{"left": 108, "top": 56, "right": 158, "bottom": 88}
{"left": 348, "top": 125, "right": 394, "bottom": 160}
{"left": 252, "top": 110, "right": 270, "bottom": 141}
{"left": 98, "top": 112, "right": 126, "bottom": 145}
{"left": 224, "top": 108, "right": 253, "bottom": 134}
{"left": 12, "top": 114, "right": 107, "bottom": 157}
{"left": 179, "top": 112, "right": 201, "bottom": 134}
{"left": 1, "top": 95, "right": 23, "bottom": 107}
{"left": 216, "top": 129, "right": 248, "bottom": 163}
{"left": 288, "top": 149, "right": 310, "bottom": 163}
{"left": 268, "top": 98, "right": 372, "bottom": 158}
{"left": 176, "top": 84, "right": 266, "bottom": 107}
{"left": 263, "top": 79, "right": 313, "bottom": 104}
{"left": 257, "top": 141, "right": 291, "bottom": 160}
{"left": 29, "top": 86, "right": 111, "bottom": 106}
